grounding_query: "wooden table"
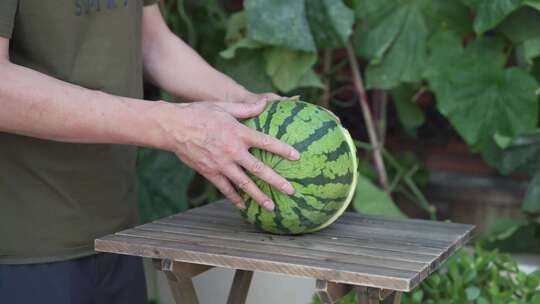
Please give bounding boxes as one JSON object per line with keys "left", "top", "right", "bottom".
{"left": 95, "top": 200, "right": 474, "bottom": 304}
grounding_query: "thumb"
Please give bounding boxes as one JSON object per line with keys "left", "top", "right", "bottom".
{"left": 214, "top": 99, "right": 267, "bottom": 119}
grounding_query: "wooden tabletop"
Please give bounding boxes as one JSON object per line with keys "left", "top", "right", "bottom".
{"left": 95, "top": 200, "right": 474, "bottom": 292}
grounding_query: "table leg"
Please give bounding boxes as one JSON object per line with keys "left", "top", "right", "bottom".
{"left": 357, "top": 286, "right": 402, "bottom": 304}
{"left": 315, "top": 280, "right": 353, "bottom": 304}
{"left": 153, "top": 259, "right": 213, "bottom": 304}
{"left": 227, "top": 270, "right": 254, "bottom": 304}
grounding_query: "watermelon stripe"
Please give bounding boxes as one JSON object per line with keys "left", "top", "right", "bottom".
{"left": 274, "top": 102, "right": 307, "bottom": 140}
{"left": 293, "top": 121, "right": 337, "bottom": 152}
{"left": 253, "top": 116, "right": 262, "bottom": 131}
{"left": 321, "top": 141, "right": 351, "bottom": 162}
{"left": 261, "top": 101, "right": 280, "bottom": 134}
{"left": 291, "top": 206, "right": 318, "bottom": 229}
{"left": 303, "top": 193, "right": 349, "bottom": 204}
{"left": 270, "top": 192, "right": 292, "bottom": 234}
{"left": 288, "top": 195, "right": 335, "bottom": 215}
{"left": 287, "top": 170, "right": 353, "bottom": 186}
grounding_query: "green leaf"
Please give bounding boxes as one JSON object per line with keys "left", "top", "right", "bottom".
{"left": 482, "top": 132, "right": 540, "bottom": 175}
{"left": 355, "top": 0, "right": 429, "bottom": 89}
{"left": 354, "top": 0, "right": 471, "bottom": 89}
{"left": 297, "top": 69, "right": 325, "bottom": 89}
{"left": 523, "top": 172, "right": 540, "bottom": 213}
{"left": 425, "top": 33, "right": 539, "bottom": 149}
{"left": 525, "top": 0, "right": 540, "bottom": 10}
{"left": 497, "top": 7, "right": 540, "bottom": 63}
{"left": 305, "top": 0, "right": 355, "bottom": 48}
{"left": 137, "top": 148, "right": 195, "bottom": 223}
{"left": 497, "top": 7, "right": 540, "bottom": 44}
{"left": 219, "top": 38, "right": 262, "bottom": 59}
{"left": 391, "top": 85, "right": 426, "bottom": 130}
{"left": 465, "top": 286, "right": 481, "bottom": 301}
{"left": 353, "top": 175, "right": 406, "bottom": 218}
{"left": 489, "top": 218, "right": 526, "bottom": 240}
{"left": 465, "top": 0, "right": 523, "bottom": 34}
{"left": 245, "top": 0, "right": 316, "bottom": 51}
{"left": 217, "top": 49, "right": 274, "bottom": 93}
{"left": 264, "top": 48, "right": 318, "bottom": 92}
{"left": 224, "top": 11, "right": 247, "bottom": 43}
{"left": 424, "top": 0, "right": 473, "bottom": 35}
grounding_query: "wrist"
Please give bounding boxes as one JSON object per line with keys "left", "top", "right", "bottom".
{"left": 137, "top": 100, "right": 186, "bottom": 151}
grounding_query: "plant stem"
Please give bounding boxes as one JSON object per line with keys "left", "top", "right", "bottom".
{"left": 377, "top": 91, "right": 388, "bottom": 146}
{"left": 345, "top": 41, "right": 390, "bottom": 192}
{"left": 320, "top": 49, "right": 333, "bottom": 108}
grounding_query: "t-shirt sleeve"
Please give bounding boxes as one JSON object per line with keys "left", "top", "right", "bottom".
{"left": 0, "top": 0, "right": 18, "bottom": 39}
{"left": 143, "top": 0, "right": 159, "bottom": 6}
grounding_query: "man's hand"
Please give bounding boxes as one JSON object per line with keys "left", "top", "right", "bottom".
{"left": 154, "top": 99, "right": 299, "bottom": 211}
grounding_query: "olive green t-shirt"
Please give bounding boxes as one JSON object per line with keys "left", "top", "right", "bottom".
{"left": 0, "top": 0, "right": 157, "bottom": 264}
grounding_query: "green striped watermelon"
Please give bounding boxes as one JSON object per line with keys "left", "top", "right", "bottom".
{"left": 240, "top": 100, "right": 358, "bottom": 234}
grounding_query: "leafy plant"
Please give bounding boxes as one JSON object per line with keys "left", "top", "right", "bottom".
{"left": 141, "top": 0, "right": 540, "bottom": 247}
{"left": 311, "top": 246, "right": 540, "bottom": 304}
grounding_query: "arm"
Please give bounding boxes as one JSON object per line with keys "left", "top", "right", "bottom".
{"left": 0, "top": 38, "right": 297, "bottom": 211}
{"left": 141, "top": 4, "right": 277, "bottom": 102}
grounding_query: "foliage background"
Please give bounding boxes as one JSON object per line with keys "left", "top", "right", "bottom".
{"left": 138, "top": 0, "right": 540, "bottom": 253}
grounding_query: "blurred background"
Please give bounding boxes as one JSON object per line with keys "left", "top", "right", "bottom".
{"left": 139, "top": 1, "right": 540, "bottom": 303}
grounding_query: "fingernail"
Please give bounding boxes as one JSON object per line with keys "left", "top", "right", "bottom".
{"left": 263, "top": 200, "right": 275, "bottom": 211}
{"left": 281, "top": 183, "right": 295, "bottom": 195}
{"left": 291, "top": 95, "right": 300, "bottom": 100}
{"left": 290, "top": 149, "right": 300, "bottom": 160}
{"left": 237, "top": 202, "right": 246, "bottom": 210}
{"left": 257, "top": 98, "right": 266, "bottom": 105}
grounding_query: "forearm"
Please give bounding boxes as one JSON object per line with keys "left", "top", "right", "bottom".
{"left": 142, "top": 7, "right": 248, "bottom": 102}
{"left": 0, "top": 61, "right": 170, "bottom": 149}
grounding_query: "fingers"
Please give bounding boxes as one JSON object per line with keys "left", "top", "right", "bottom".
{"left": 226, "top": 165, "right": 275, "bottom": 211}
{"left": 260, "top": 93, "right": 300, "bottom": 101}
{"left": 205, "top": 173, "right": 246, "bottom": 210}
{"left": 244, "top": 128, "right": 300, "bottom": 161}
{"left": 213, "top": 99, "right": 267, "bottom": 119}
{"left": 237, "top": 152, "right": 295, "bottom": 195}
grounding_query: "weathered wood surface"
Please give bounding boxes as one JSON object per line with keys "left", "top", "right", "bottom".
{"left": 95, "top": 200, "right": 474, "bottom": 291}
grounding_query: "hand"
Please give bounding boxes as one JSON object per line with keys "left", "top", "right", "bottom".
{"left": 230, "top": 87, "right": 300, "bottom": 104}
{"left": 156, "top": 99, "right": 300, "bottom": 211}
{"left": 240, "top": 92, "right": 300, "bottom": 104}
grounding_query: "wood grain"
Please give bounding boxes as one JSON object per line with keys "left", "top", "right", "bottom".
{"left": 95, "top": 200, "right": 475, "bottom": 291}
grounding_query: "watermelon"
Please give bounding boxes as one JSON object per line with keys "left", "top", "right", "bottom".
{"left": 240, "top": 100, "right": 358, "bottom": 234}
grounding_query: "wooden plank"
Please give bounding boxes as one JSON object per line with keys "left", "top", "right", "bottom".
{"left": 157, "top": 217, "right": 446, "bottom": 256}
{"left": 227, "top": 270, "right": 253, "bottom": 304}
{"left": 95, "top": 234, "right": 415, "bottom": 291}
{"left": 117, "top": 228, "right": 428, "bottom": 272}
{"left": 192, "top": 201, "right": 472, "bottom": 233}
{"left": 163, "top": 213, "right": 467, "bottom": 249}
{"left": 140, "top": 222, "right": 438, "bottom": 263}
{"left": 170, "top": 209, "right": 468, "bottom": 244}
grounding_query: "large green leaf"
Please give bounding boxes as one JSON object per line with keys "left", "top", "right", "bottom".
{"left": 424, "top": 32, "right": 539, "bottom": 149}
{"left": 354, "top": 0, "right": 471, "bottom": 89}
{"left": 137, "top": 148, "right": 195, "bottom": 223}
{"left": 497, "top": 7, "right": 540, "bottom": 62}
{"left": 305, "top": 0, "right": 355, "bottom": 49}
{"left": 482, "top": 136, "right": 540, "bottom": 175}
{"left": 244, "top": 0, "right": 354, "bottom": 51}
{"left": 216, "top": 49, "right": 274, "bottom": 93}
{"left": 463, "top": 0, "right": 523, "bottom": 34}
{"left": 523, "top": 172, "right": 540, "bottom": 213}
{"left": 244, "top": 0, "right": 316, "bottom": 51}
{"left": 354, "top": 0, "right": 428, "bottom": 89}
{"left": 264, "top": 48, "right": 318, "bottom": 92}
{"left": 353, "top": 175, "right": 406, "bottom": 218}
